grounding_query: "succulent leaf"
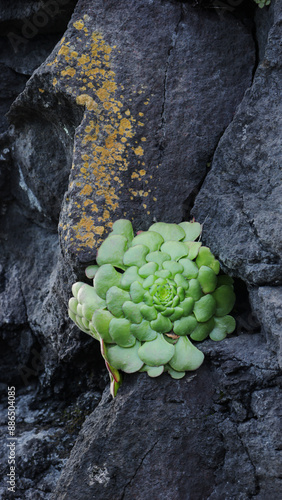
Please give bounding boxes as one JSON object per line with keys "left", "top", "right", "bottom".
{"left": 132, "top": 231, "right": 164, "bottom": 252}
{"left": 94, "top": 264, "right": 122, "bottom": 299}
{"left": 138, "top": 333, "right": 175, "bottom": 366}
{"left": 96, "top": 234, "right": 128, "bottom": 269}
{"left": 111, "top": 219, "right": 134, "bottom": 243}
{"left": 179, "top": 221, "right": 202, "bottom": 241}
{"left": 169, "top": 336, "right": 204, "bottom": 371}
{"left": 149, "top": 222, "right": 186, "bottom": 241}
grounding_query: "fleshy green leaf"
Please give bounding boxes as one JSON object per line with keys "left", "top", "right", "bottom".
{"left": 178, "top": 258, "right": 199, "bottom": 279}
{"left": 130, "top": 281, "right": 146, "bottom": 303}
{"left": 166, "top": 366, "right": 186, "bottom": 379}
{"left": 85, "top": 265, "right": 99, "bottom": 279}
{"left": 96, "top": 234, "right": 128, "bottom": 269}
{"left": 140, "top": 365, "right": 164, "bottom": 377}
{"left": 123, "top": 244, "right": 149, "bottom": 267}
{"left": 193, "top": 294, "right": 216, "bottom": 322}
{"left": 146, "top": 250, "right": 171, "bottom": 266}
{"left": 196, "top": 247, "right": 220, "bottom": 274}
{"left": 94, "top": 264, "right": 122, "bottom": 299}
{"left": 178, "top": 221, "right": 202, "bottom": 242}
{"left": 173, "top": 315, "right": 197, "bottom": 336}
{"left": 91, "top": 309, "right": 115, "bottom": 343}
{"left": 162, "top": 260, "right": 184, "bottom": 277}
{"left": 169, "top": 307, "right": 184, "bottom": 321}
{"left": 154, "top": 269, "right": 171, "bottom": 279}
{"left": 71, "top": 281, "right": 85, "bottom": 299}
{"left": 138, "top": 333, "right": 175, "bottom": 366}
{"left": 148, "top": 222, "right": 185, "bottom": 241}
{"left": 174, "top": 273, "right": 189, "bottom": 290}
{"left": 131, "top": 231, "right": 164, "bottom": 252}
{"left": 186, "top": 279, "right": 203, "bottom": 301}
{"left": 68, "top": 297, "right": 78, "bottom": 314}
{"left": 106, "top": 286, "right": 130, "bottom": 318}
{"left": 106, "top": 341, "right": 143, "bottom": 373}
{"left": 77, "top": 284, "right": 106, "bottom": 321}
{"left": 150, "top": 313, "right": 172, "bottom": 333}
{"left": 130, "top": 320, "right": 158, "bottom": 341}
{"left": 217, "top": 275, "right": 234, "bottom": 286}
{"left": 111, "top": 219, "right": 134, "bottom": 243}
{"left": 183, "top": 241, "right": 202, "bottom": 260}
{"left": 143, "top": 275, "right": 157, "bottom": 289}
{"left": 212, "top": 285, "right": 236, "bottom": 316}
{"left": 109, "top": 317, "right": 136, "bottom": 347}
{"left": 122, "top": 301, "right": 143, "bottom": 324}
{"left": 120, "top": 266, "right": 143, "bottom": 290}
{"left": 138, "top": 261, "right": 158, "bottom": 278}
{"left": 160, "top": 241, "right": 188, "bottom": 261}
{"left": 198, "top": 265, "right": 217, "bottom": 294}
{"left": 140, "top": 304, "right": 158, "bottom": 321}
{"left": 190, "top": 318, "right": 215, "bottom": 341}
{"left": 209, "top": 315, "right": 236, "bottom": 341}
{"left": 169, "top": 336, "right": 204, "bottom": 371}
{"left": 179, "top": 297, "right": 194, "bottom": 316}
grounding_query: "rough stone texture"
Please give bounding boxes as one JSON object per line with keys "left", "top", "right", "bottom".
{"left": 250, "top": 286, "right": 282, "bottom": 368}
{"left": 7, "top": 0, "right": 255, "bottom": 267}
{"left": 0, "top": 0, "right": 78, "bottom": 133}
{"left": 54, "top": 333, "right": 281, "bottom": 500}
{"left": 192, "top": 0, "right": 282, "bottom": 286}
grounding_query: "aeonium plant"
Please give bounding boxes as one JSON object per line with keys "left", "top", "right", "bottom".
{"left": 68, "top": 219, "right": 236, "bottom": 396}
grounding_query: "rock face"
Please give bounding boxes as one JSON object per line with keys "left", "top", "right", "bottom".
{"left": 8, "top": 0, "right": 255, "bottom": 266}
{"left": 0, "top": 0, "right": 281, "bottom": 499}
{"left": 54, "top": 334, "right": 281, "bottom": 500}
{"left": 192, "top": 0, "right": 282, "bottom": 286}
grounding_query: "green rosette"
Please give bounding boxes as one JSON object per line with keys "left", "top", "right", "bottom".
{"left": 68, "top": 219, "right": 236, "bottom": 397}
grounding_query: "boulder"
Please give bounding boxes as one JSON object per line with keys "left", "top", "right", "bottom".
{"left": 193, "top": 0, "right": 282, "bottom": 286}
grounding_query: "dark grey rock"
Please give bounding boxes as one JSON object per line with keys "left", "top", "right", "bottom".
{"left": 192, "top": 0, "right": 282, "bottom": 286}
{"left": 54, "top": 333, "right": 281, "bottom": 500}
{"left": 8, "top": 0, "right": 255, "bottom": 266}
{"left": 249, "top": 286, "right": 282, "bottom": 368}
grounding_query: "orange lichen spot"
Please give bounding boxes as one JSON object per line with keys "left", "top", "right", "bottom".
{"left": 83, "top": 199, "right": 93, "bottom": 207}
{"left": 119, "top": 118, "right": 133, "bottom": 138}
{"left": 78, "top": 54, "right": 90, "bottom": 65}
{"left": 133, "top": 146, "right": 144, "bottom": 156}
{"left": 138, "top": 121, "right": 144, "bottom": 127}
{"left": 141, "top": 137, "right": 146, "bottom": 142}
{"left": 131, "top": 172, "right": 139, "bottom": 179}
{"left": 73, "top": 19, "right": 84, "bottom": 30}
{"left": 103, "top": 81, "right": 117, "bottom": 92}
{"left": 80, "top": 184, "right": 93, "bottom": 196}
{"left": 139, "top": 170, "right": 146, "bottom": 176}
{"left": 52, "top": 78, "right": 58, "bottom": 86}
{"left": 96, "top": 88, "right": 110, "bottom": 102}
{"left": 76, "top": 94, "right": 98, "bottom": 111}
{"left": 153, "top": 197, "right": 157, "bottom": 202}
{"left": 139, "top": 112, "right": 144, "bottom": 117}
{"left": 58, "top": 45, "right": 70, "bottom": 56}
{"left": 61, "top": 67, "right": 76, "bottom": 77}
{"left": 39, "top": 88, "right": 45, "bottom": 93}
{"left": 143, "top": 204, "right": 147, "bottom": 209}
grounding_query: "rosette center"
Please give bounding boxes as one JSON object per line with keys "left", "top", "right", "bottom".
{"left": 152, "top": 282, "right": 176, "bottom": 306}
